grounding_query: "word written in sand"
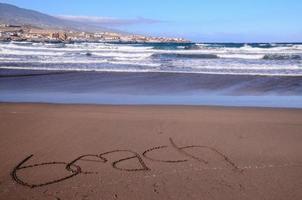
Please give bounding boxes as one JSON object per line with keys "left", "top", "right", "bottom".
{"left": 11, "top": 138, "right": 239, "bottom": 188}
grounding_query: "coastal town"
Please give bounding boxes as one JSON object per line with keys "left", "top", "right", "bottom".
{"left": 0, "top": 24, "right": 189, "bottom": 43}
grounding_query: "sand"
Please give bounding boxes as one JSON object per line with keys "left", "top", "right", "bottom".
{"left": 0, "top": 103, "right": 302, "bottom": 200}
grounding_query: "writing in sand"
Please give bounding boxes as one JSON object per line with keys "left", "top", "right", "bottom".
{"left": 12, "top": 138, "right": 240, "bottom": 188}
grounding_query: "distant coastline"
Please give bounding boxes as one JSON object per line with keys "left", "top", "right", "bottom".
{"left": 0, "top": 24, "right": 190, "bottom": 43}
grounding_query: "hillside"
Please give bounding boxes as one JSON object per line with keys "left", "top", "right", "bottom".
{"left": 0, "top": 2, "right": 117, "bottom": 32}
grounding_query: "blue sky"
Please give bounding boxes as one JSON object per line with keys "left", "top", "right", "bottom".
{"left": 1, "top": 0, "right": 302, "bottom": 42}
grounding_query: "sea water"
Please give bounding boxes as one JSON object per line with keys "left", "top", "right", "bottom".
{"left": 0, "top": 41, "right": 302, "bottom": 76}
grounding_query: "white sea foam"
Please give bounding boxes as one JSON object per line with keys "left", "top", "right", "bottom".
{"left": 0, "top": 59, "right": 110, "bottom": 64}
{"left": 0, "top": 57, "right": 19, "bottom": 61}
{"left": 0, "top": 48, "right": 65, "bottom": 56}
{"left": 218, "top": 54, "right": 264, "bottom": 59}
{"left": 92, "top": 52, "right": 153, "bottom": 58}
{"left": 109, "top": 61, "right": 161, "bottom": 67}
{"left": 1, "top": 66, "right": 302, "bottom": 77}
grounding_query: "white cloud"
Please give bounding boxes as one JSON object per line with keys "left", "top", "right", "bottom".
{"left": 56, "top": 15, "right": 161, "bottom": 26}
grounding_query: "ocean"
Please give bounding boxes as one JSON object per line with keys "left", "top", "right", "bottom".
{"left": 0, "top": 41, "right": 302, "bottom": 75}
{"left": 0, "top": 41, "right": 302, "bottom": 107}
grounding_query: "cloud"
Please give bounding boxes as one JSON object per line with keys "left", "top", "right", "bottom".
{"left": 56, "top": 15, "right": 162, "bottom": 26}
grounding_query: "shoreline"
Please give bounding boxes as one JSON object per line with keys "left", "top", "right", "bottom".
{"left": 2, "top": 67, "right": 302, "bottom": 77}
{"left": 1, "top": 101, "right": 302, "bottom": 110}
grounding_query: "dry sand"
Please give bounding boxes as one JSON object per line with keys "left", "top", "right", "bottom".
{"left": 0, "top": 103, "right": 302, "bottom": 200}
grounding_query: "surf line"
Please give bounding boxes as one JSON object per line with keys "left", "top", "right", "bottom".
{"left": 11, "top": 138, "right": 239, "bottom": 188}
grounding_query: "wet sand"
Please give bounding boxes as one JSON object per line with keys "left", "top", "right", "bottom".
{"left": 1, "top": 69, "right": 302, "bottom": 95}
{"left": 1, "top": 69, "right": 302, "bottom": 108}
{"left": 0, "top": 103, "right": 302, "bottom": 200}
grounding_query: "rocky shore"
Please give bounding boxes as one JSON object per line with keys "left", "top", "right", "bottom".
{"left": 0, "top": 24, "right": 190, "bottom": 43}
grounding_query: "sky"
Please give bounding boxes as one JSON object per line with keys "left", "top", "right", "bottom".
{"left": 1, "top": 0, "right": 302, "bottom": 42}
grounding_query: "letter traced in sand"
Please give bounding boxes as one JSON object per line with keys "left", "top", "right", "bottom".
{"left": 169, "top": 138, "right": 239, "bottom": 170}
{"left": 11, "top": 155, "right": 81, "bottom": 188}
{"left": 142, "top": 145, "right": 188, "bottom": 163}
{"left": 100, "top": 150, "right": 150, "bottom": 171}
{"left": 66, "top": 154, "right": 106, "bottom": 174}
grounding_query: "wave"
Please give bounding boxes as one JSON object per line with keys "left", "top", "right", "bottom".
{"left": 0, "top": 60, "right": 160, "bottom": 67}
{"left": 219, "top": 53, "right": 301, "bottom": 60}
{"left": 152, "top": 53, "right": 219, "bottom": 59}
{"left": 152, "top": 52, "right": 302, "bottom": 60}
{"left": 0, "top": 48, "right": 65, "bottom": 56}
{"left": 1, "top": 60, "right": 300, "bottom": 70}
{"left": 191, "top": 43, "right": 302, "bottom": 54}
{"left": 218, "top": 54, "right": 264, "bottom": 59}
{"left": 91, "top": 52, "right": 153, "bottom": 60}
{"left": 1, "top": 66, "right": 302, "bottom": 77}
{"left": 263, "top": 54, "right": 301, "bottom": 60}
{"left": 0, "top": 60, "right": 110, "bottom": 64}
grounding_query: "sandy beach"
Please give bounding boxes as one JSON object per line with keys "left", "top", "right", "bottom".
{"left": 1, "top": 1, "right": 302, "bottom": 200}
{"left": 1, "top": 70, "right": 302, "bottom": 200}
{"left": 0, "top": 103, "right": 302, "bottom": 200}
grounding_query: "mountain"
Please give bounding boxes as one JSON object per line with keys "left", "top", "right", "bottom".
{"left": 0, "top": 2, "right": 119, "bottom": 32}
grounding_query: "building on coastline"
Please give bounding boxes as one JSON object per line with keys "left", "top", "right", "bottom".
{"left": 0, "top": 24, "right": 190, "bottom": 43}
